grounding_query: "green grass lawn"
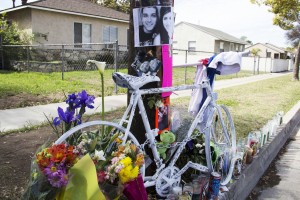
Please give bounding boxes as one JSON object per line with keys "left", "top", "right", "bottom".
{"left": 0, "top": 69, "right": 298, "bottom": 140}
{"left": 0, "top": 68, "right": 256, "bottom": 99}
{"left": 173, "top": 73, "right": 300, "bottom": 139}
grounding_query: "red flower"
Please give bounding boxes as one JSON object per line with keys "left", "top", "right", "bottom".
{"left": 36, "top": 151, "right": 50, "bottom": 169}
{"left": 97, "top": 171, "right": 106, "bottom": 183}
{"left": 200, "top": 58, "right": 209, "bottom": 66}
{"left": 47, "top": 144, "right": 67, "bottom": 163}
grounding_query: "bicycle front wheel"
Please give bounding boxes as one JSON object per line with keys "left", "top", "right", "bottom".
{"left": 54, "top": 120, "right": 145, "bottom": 178}
{"left": 210, "top": 105, "right": 237, "bottom": 185}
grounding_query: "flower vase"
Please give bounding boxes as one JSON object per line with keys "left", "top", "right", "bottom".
{"left": 100, "top": 181, "right": 123, "bottom": 200}
{"left": 123, "top": 174, "right": 147, "bottom": 200}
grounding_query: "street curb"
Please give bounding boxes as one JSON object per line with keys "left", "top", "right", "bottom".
{"left": 225, "top": 101, "right": 300, "bottom": 200}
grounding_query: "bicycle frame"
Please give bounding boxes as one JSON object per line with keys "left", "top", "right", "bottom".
{"left": 117, "top": 69, "right": 225, "bottom": 186}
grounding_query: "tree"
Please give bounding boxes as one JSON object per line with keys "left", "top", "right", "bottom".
{"left": 96, "top": 0, "right": 130, "bottom": 14}
{"left": 0, "top": 14, "right": 33, "bottom": 45}
{"left": 240, "top": 36, "right": 253, "bottom": 45}
{"left": 250, "top": 0, "right": 300, "bottom": 80}
{"left": 250, "top": 48, "right": 261, "bottom": 74}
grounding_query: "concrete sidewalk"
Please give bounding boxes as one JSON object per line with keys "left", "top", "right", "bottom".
{"left": 0, "top": 72, "right": 290, "bottom": 132}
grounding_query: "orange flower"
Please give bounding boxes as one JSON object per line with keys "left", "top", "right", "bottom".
{"left": 130, "top": 144, "right": 137, "bottom": 152}
{"left": 135, "top": 153, "right": 144, "bottom": 167}
{"left": 36, "top": 152, "right": 50, "bottom": 169}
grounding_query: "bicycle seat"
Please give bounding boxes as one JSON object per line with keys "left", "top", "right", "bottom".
{"left": 112, "top": 72, "right": 160, "bottom": 90}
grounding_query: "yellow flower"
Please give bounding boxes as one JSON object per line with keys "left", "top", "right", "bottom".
{"left": 120, "top": 157, "right": 132, "bottom": 167}
{"left": 115, "top": 138, "right": 122, "bottom": 144}
{"left": 118, "top": 165, "right": 139, "bottom": 184}
{"left": 129, "top": 166, "right": 139, "bottom": 180}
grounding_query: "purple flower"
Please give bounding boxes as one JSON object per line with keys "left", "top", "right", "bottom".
{"left": 66, "top": 93, "right": 78, "bottom": 109}
{"left": 76, "top": 90, "right": 95, "bottom": 109}
{"left": 53, "top": 107, "right": 76, "bottom": 126}
{"left": 47, "top": 169, "right": 68, "bottom": 188}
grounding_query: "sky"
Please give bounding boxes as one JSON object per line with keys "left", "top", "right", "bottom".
{"left": 0, "top": 0, "right": 289, "bottom": 47}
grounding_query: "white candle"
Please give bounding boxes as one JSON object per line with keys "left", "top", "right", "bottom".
{"left": 172, "top": 186, "right": 182, "bottom": 195}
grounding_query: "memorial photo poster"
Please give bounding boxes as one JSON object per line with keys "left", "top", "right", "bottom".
{"left": 156, "top": 97, "right": 170, "bottom": 133}
{"left": 135, "top": 0, "right": 173, "bottom": 7}
{"left": 133, "top": 6, "right": 174, "bottom": 47}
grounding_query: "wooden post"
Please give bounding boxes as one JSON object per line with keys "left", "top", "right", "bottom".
{"left": 128, "top": 1, "right": 174, "bottom": 177}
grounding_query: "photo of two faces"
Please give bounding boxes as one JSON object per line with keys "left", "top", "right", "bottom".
{"left": 133, "top": 5, "right": 175, "bottom": 47}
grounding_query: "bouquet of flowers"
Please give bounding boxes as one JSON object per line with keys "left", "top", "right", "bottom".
{"left": 93, "top": 140, "right": 146, "bottom": 200}
{"left": 23, "top": 90, "right": 147, "bottom": 200}
{"left": 35, "top": 144, "right": 79, "bottom": 188}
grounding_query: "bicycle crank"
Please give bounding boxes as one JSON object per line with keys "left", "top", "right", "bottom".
{"left": 155, "top": 166, "right": 181, "bottom": 197}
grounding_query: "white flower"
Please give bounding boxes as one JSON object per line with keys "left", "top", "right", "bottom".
{"left": 94, "top": 150, "right": 106, "bottom": 161}
{"left": 86, "top": 60, "right": 106, "bottom": 75}
{"left": 195, "top": 143, "right": 202, "bottom": 148}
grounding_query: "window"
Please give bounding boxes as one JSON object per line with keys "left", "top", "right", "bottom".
{"left": 220, "top": 42, "right": 224, "bottom": 52}
{"left": 266, "top": 52, "right": 271, "bottom": 58}
{"left": 230, "top": 43, "right": 234, "bottom": 51}
{"left": 235, "top": 45, "right": 239, "bottom": 51}
{"left": 173, "top": 41, "right": 178, "bottom": 54}
{"left": 239, "top": 45, "right": 243, "bottom": 51}
{"left": 188, "top": 41, "right": 196, "bottom": 53}
{"left": 74, "top": 22, "right": 91, "bottom": 48}
{"left": 103, "top": 26, "right": 118, "bottom": 43}
{"left": 274, "top": 53, "right": 279, "bottom": 59}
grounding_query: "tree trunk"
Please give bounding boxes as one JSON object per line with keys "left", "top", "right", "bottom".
{"left": 293, "top": 42, "right": 300, "bottom": 81}
{"left": 21, "top": 0, "right": 28, "bottom": 5}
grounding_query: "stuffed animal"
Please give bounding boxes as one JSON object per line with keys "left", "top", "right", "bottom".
{"left": 157, "top": 130, "right": 176, "bottom": 159}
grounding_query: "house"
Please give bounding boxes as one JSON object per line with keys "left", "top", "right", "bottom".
{"left": 245, "top": 43, "right": 288, "bottom": 59}
{"left": 0, "top": 0, "right": 129, "bottom": 46}
{"left": 173, "top": 21, "right": 249, "bottom": 54}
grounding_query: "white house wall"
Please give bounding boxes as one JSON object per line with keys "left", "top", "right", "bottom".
{"left": 241, "top": 57, "right": 289, "bottom": 73}
{"left": 6, "top": 8, "right": 128, "bottom": 45}
{"left": 245, "top": 43, "right": 284, "bottom": 58}
{"left": 174, "top": 23, "right": 216, "bottom": 53}
{"left": 31, "top": 9, "right": 128, "bottom": 45}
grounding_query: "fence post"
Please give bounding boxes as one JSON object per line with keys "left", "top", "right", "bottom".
{"left": 253, "top": 57, "right": 256, "bottom": 75}
{"left": 185, "top": 50, "right": 188, "bottom": 84}
{"left": 0, "top": 36, "right": 3, "bottom": 69}
{"left": 114, "top": 40, "right": 119, "bottom": 94}
{"left": 26, "top": 46, "right": 30, "bottom": 72}
{"left": 257, "top": 57, "right": 260, "bottom": 74}
{"left": 61, "top": 44, "right": 65, "bottom": 80}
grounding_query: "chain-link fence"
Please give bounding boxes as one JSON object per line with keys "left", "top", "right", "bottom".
{"left": 0, "top": 42, "right": 129, "bottom": 79}
{"left": 173, "top": 48, "right": 215, "bottom": 66}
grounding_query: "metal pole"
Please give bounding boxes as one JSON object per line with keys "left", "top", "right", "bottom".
{"left": 114, "top": 40, "right": 119, "bottom": 94}
{"left": 61, "top": 44, "right": 65, "bottom": 80}
{"left": 26, "top": 46, "right": 30, "bottom": 72}
{"left": 185, "top": 50, "right": 187, "bottom": 84}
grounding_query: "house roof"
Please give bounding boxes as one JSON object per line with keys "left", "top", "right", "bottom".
{"left": 176, "top": 21, "right": 249, "bottom": 45}
{"left": 0, "top": 0, "right": 129, "bottom": 23}
{"left": 245, "top": 43, "right": 286, "bottom": 53}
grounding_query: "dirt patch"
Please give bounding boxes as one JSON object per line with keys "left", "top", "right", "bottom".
{"left": 0, "top": 126, "right": 56, "bottom": 200}
{"left": 0, "top": 93, "right": 64, "bottom": 110}
{"left": 0, "top": 107, "right": 126, "bottom": 200}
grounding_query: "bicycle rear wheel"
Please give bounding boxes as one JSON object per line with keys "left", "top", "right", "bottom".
{"left": 210, "top": 105, "right": 237, "bottom": 185}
